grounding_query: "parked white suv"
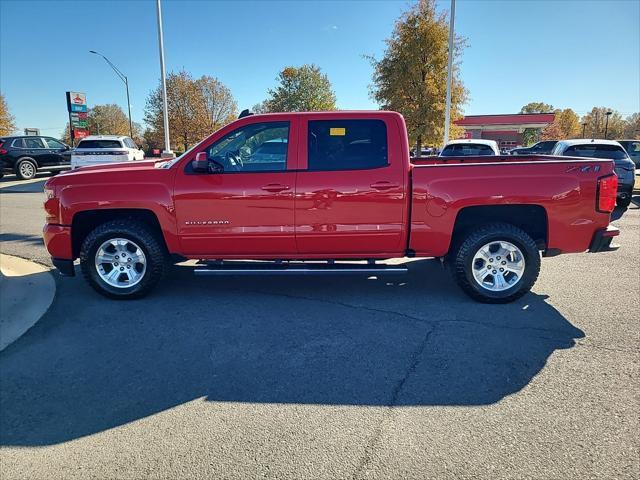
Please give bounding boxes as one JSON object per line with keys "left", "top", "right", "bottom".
{"left": 71, "top": 135, "right": 144, "bottom": 169}
{"left": 439, "top": 139, "right": 500, "bottom": 157}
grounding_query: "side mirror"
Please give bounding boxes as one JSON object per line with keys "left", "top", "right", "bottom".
{"left": 192, "top": 152, "right": 209, "bottom": 173}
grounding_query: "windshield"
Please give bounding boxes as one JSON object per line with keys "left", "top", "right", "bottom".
{"left": 440, "top": 144, "right": 495, "bottom": 157}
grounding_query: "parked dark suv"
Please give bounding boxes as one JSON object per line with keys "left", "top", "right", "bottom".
{"left": 509, "top": 140, "right": 558, "bottom": 155}
{"left": 0, "top": 136, "right": 72, "bottom": 180}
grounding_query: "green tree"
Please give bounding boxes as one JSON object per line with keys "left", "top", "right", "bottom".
{"left": 368, "top": 0, "right": 467, "bottom": 151}
{"left": 261, "top": 65, "right": 337, "bottom": 112}
{"left": 0, "top": 93, "right": 16, "bottom": 136}
{"left": 521, "top": 128, "right": 540, "bottom": 146}
{"left": 520, "top": 102, "right": 555, "bottom": 114}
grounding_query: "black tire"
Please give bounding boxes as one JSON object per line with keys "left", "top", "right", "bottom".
{"left": 16, "top": 158, "right": 37, "bottom": 180}
{"left": 450, "top": 223, "right": 541, "bottom": 304}
{"left": 616, "top": 195, "right": 631, "bottom": 208}
{"left": 80, "top": 219, "right": 167, "bottom": 299}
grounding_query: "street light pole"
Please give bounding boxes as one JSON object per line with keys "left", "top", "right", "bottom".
{"left": 89, "top": 50, "right": 133, "bottom": 139}
{"left": 443, "top": 0, "right": 456, "bottom": 146}
{"left": 604, "top": 110, "right": 612, "bottom": 139}
{"left": 156, "top": 0, "right": 173, "bottom": 158}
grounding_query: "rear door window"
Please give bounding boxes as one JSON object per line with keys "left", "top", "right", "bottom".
{"left": 307, "top": 119, "right": 388, "bottom": 171}
{"left": 24, "top": 137, "right": 46, "bottom": 149}
{"left": 76, "top": 140, "right": 123, "bottom": 149}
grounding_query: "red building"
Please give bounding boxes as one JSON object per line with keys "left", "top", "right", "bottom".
{"left": 455, "top": 113, "right": 556, "bottom": 150}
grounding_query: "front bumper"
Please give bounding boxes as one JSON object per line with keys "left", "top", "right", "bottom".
{"left": 43, "top": 224, "right": 72, "bottom": 258}
{"left": 588, "top": 225, "right": 620, "bottom": 253}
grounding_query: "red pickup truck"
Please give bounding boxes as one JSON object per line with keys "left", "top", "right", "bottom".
{"left": 43, "top": 111, "right": 620, "bottom": 303}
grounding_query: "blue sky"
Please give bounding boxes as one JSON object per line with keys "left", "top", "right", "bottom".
{"left": 1, "top": 0, "right": 638, "bottom": 137}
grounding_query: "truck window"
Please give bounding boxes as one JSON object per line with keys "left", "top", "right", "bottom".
{"left": 307, "top": 119, "right": 388, "bottom": 171}
{"left": 206, "top": 121, "right": 289, "bottom": 172}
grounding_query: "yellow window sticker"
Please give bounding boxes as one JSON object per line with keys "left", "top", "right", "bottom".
{"left": 330, "top": 127, "right": 346, "bottom": 136}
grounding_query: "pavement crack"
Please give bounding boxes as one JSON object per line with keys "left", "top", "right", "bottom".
{"left": 240, "top": 288, "right": 577, "bottom": 340}
{"left": 351, "top": 324, "right": 437, "bottom": 480}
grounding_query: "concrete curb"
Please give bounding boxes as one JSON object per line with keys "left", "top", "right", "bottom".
{"left": 0, "top": 254, "right": 56, "bottom": 351}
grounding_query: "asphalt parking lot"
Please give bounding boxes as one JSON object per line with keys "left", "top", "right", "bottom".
{"left": 0, "top": 173, "right": 638, "bottom": 479}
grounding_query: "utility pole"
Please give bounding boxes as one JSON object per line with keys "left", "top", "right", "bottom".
{"left": 581, "top": 122, "right": 587, "bottom": 138}
{"left": 156, "top": 0, "right": 174, "bottom": 158}
{"left": 443, "top": 0, "right": 456, "bottom": 146}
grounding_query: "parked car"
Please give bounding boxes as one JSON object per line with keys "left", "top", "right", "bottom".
{"left": 509, "top": 140, "right": 558, "bottom": 155}
{"left": 439, "top": 139, "right": 500, "bottom": 157}
{"left": 410, "top": 147, "right": 437, "bottom": 157}
{"left": 0, "top": 136, "right": 71, "bottom": 180}
{"left": 44, "top": 111, "right": 619, "bottom": 303}
{"left": 551, "top": 139, "right": 635, "bottom": 208}
{"left": 71, "top": 135, "right": 144, "bottom": 170}
{"left": 617, "top": 140, "right": 640, "bottom": 169}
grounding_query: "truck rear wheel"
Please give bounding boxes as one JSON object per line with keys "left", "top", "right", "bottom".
{"left": 450, "top": 223, "right": 541, "bottom": 303}
{"left": 80, "top": 219, "right": 167, "bottom": 299}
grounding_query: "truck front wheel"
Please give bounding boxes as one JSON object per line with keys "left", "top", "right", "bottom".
{"left": 79, "top": 219, "right": 167, "bottom": 299}
{"left": 450, "top": 223, "right": 541, "bottom": 303}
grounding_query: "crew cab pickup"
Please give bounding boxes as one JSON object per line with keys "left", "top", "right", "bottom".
{"left": 43, "top": 111, "right": 620, "bottom": 303}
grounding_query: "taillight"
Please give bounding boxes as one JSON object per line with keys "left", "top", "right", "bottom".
{"left": 0, "top": 141, "right": 6, "bottom": 155}
{"left": 596, "top": 174, "right": 618, "bottom": 213}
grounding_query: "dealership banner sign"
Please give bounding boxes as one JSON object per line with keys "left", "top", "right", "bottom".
{"left": 66, "top": 91, "right": 89, "bottom": 140}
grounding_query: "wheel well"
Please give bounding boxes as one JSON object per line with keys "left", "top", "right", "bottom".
{"left": 452, "top": 205, "right": 548, "bottom": 250}
{"left": 71, "top": 209, "right": 166, "bottom": 258}
{"left": 17, "top": 156, "right": 38, "bottom": 168}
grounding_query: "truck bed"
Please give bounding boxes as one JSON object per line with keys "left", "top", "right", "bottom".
{"left": 408, "top": 155, "right": 615, "bottom": 257}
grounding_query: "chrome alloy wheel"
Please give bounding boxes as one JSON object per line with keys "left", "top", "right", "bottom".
{"left": 95, "top": 238, "right": 147, "bottom": 288}
{"left": 471, "top": 240, "right": 526, "bottom": 292}
{"left": 19, "top": 161, "right": 35, "bottom": 178}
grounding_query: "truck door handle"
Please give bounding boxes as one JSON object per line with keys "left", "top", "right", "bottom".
{"left": 261, "top": 183, "right": 291, "bottom": 193}
{"left": 370, "top": 181, "right": 399, "bottom": 191}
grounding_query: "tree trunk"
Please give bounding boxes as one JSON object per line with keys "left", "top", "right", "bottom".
{"left": 416, "top": 135, "right": 423, "bottom": 158}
